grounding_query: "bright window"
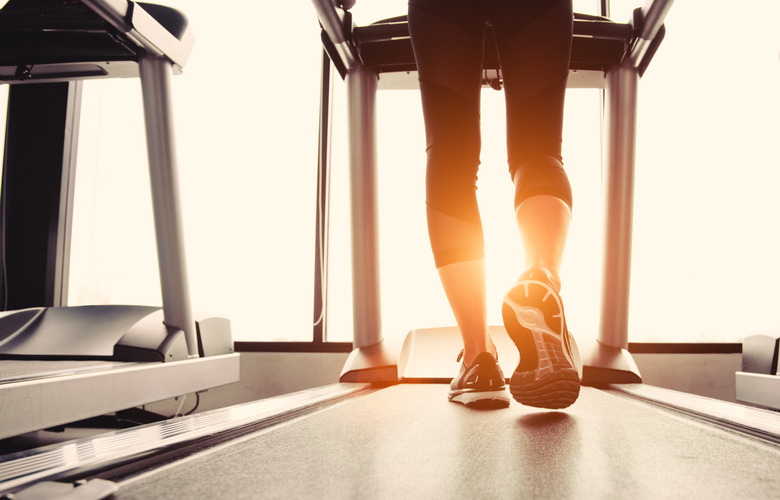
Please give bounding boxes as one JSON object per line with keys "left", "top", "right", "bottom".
{"left": 327, "top": 1, "right": 780, "bottom": 344}
{"left": 68, "top": 2, "right": 323, "bottom": 342}
{"left": 63, "top": 1, "right": 780, "bottom": 345}
{"left": 614, "top": 1, "right": 780, "bottom": 341}
{"left": 326, "top": 0, "right": 603, "bottom": 343}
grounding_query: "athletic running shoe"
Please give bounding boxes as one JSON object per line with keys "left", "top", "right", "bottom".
{"left": 448, "top": 350, "right": 511, "bottom": 409}
{"left": 502, "top": 266, "right": 581, "bottom": 409}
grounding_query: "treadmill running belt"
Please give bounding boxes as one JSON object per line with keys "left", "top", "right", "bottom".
{"left": 115, "top": 385, "right": 780, "bottom": 498}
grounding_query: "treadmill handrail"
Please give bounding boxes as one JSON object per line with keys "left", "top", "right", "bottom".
{"left": 310, "top": 0, "right": 357, "bottom": 71}
{"left": 637, "top": 0, "right": 674, "bottom": 41}
{"left": 315, "top": 0, "right": 674, "bottom": 78}
{"left": 79, "top": 0, "right": 194, "bottom": 70}
{"left": 353, "top": 15, "right": 634, "bottom": 45}
{"left": 629, "top": 0, "right": 675, "bottom": 69}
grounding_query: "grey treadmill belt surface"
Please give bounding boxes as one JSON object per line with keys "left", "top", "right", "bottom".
{"left": 116, "top": 385, "right": 780, "bottom": 499}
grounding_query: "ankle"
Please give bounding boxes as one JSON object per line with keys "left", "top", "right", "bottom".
{"left": 459, "top": 345, "right": 498, "bottom": 367}
{"left": 523, "top": 264, "right": 561, "bottom": 292}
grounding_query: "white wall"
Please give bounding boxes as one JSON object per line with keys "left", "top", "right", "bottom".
{"left": 633, "top": 353, "right": 743, "bottom": 404}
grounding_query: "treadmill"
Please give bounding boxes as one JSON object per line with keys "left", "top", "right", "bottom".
{"left": 0, "top": 0, "right": 239, "bottom": 442}
{"left": 322, "top": 0, "right": 670, "bottom": 386}
{"left": 1, "top": 1, "right": 779, "bottom": 498}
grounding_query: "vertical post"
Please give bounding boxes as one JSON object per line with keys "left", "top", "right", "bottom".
{"left": 54, "top": 80, "right": 82, "bottom": 307}
{"left": 346, "top": 64, "right": 382, "bottom": 349}
{"left": 599, "top": 61, "right": 639, "bottom": 350}
{"left": 313, "top": 51, "right": 333, "bottom": 344}
{"left": 339, "top": 63, "right": 396, "bottom": 383}
{"left": 581, "top": 61, "right": 641, "bottom": 385}
{"left": 599, "top": 0, "right": 610, "bottom": 17}
{"left": 138, "top": 53, "right": 198, "bottom": 358}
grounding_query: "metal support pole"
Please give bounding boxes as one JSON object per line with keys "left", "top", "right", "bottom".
{"left": 581, "top": 61, "right": 642, "bottom": 385}
{"left": 54, "top": 81, "right": 82, "bottom": 308}
{"left": 313, "top": 51, "right": 334, "bottom": 344}
{"left": 138, "top": 53, "right": 198, "bottom": 358}
{"left": 599, "top": 61, "right": 639, "bottom": 350}
{"left": 346, "top": 64, "right": 382, "bottom": 350}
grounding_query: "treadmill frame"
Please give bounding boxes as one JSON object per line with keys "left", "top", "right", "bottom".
{"left": 0, "top": 0, "right": 239, "bottom": 441}
{"left": 311, "top": 0, "right": 674, "bottom": 385}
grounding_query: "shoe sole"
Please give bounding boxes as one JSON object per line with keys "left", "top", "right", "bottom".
{"left": 502, "top": 279, "right": 580, "bottom": 409}
{"left": 448, "top": 389, "right": 511, "bottom": 409}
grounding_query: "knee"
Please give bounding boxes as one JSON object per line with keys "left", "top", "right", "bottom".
{"left": 511, "top": 156, "right": 573, "bottom": 210}
{"left": 425, "top": 140, "right": 481, "bottom": 216}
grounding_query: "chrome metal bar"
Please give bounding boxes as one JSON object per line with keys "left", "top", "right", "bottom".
{"left": 310, "top": 0, "right": 357, "bottom": 70}
{"left": 138, "top": 54, "right": 198, "bottom": 358}
{"left": 599, "top": 62, "right": 639, "bottom": 350}
{"left": 629, "top": 0, "right": 675, "bottom": 67}
{"left": 314, "top": 51, "right": 334, "bottom": 343}
{"left": 346, "top": 64, "right": 382, "bottom": 349}
{"left": 53, "top": 81, "right": 83, "bottom": 307}
{"left": 310, "top": 0, "right": 347, "bottom": 43}
{"left": 638, "top": 0, "right": 675, "bottom": 40}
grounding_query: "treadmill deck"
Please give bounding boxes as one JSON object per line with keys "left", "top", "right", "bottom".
{"left": 112, "top": 384, "right": 780, "bottom": 499}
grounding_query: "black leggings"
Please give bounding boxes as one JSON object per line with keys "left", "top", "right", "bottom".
{"left": 408, "top": 0, "right": 573, "bottom": 268}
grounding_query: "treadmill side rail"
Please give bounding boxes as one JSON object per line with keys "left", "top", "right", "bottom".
{"left": 735, "top": 372, "right": 780, "bottom": 411}
{"left": 0, "top": 353, "right": 240, "bottom": 441}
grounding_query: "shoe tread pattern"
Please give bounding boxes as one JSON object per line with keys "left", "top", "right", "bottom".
{"left": 502, "top": 279, "right": 580, "bottom": 409}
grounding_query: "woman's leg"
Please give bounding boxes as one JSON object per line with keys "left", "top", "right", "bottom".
{"left": 436, "top": 260, "right": 493, "bottom": 364}
{"left": 516, "top": 195, "right": 571, "bottom": 288}
{"left": 409, "top": 1, "right": 491, "bottom": 367}
{"left": 491, "top": 0, "right": 574, "bottom": 234}
{"left": 409, "top": 1, "right": 509, "bottom": 407}
{"left": 490, "top": 0, "right": 581, "bottom": 409}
